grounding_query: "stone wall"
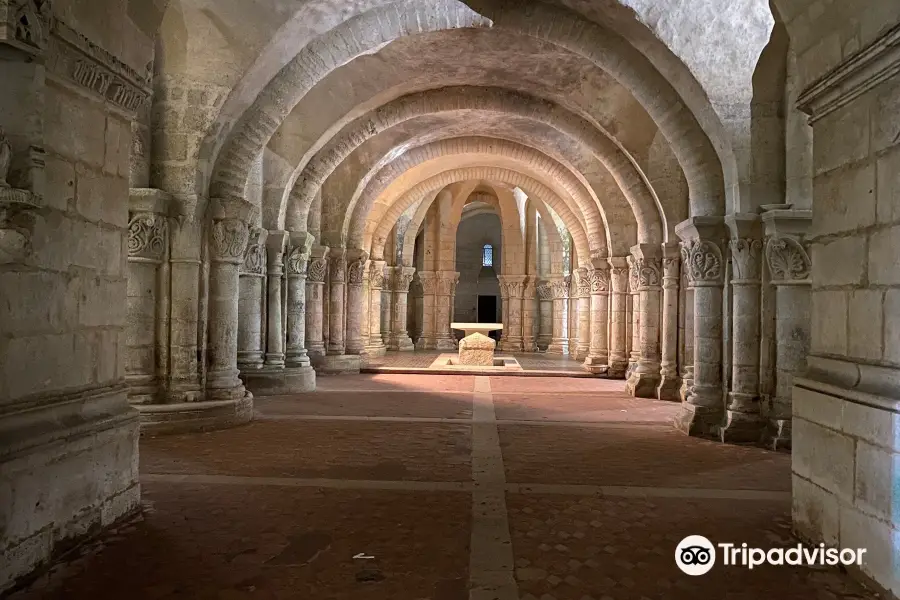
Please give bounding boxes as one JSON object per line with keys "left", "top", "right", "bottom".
{"left": 454, "top": 212, "right": 502, "bottom": 323}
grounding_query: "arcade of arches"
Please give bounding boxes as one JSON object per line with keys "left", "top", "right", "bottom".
{"left": 1, "top": 0, "right": 899, "bottom": 597}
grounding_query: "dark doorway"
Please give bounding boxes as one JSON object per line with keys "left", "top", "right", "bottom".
{"left": 477, "top": 295, "right": 500, "bottom": 341}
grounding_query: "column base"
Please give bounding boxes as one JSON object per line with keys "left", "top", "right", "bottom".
{"left": 679, "top": 376, "right": 693, "bottom": 403}
{"left": 522, "top": 338, "right": 538, "bottom": 353}
{"left": 656, "top": 374, "right": 681, "bottom": 402}
{"left": 583, "top": 355, "right": 609, "bottom": 375}
{"left": 606, "top": 359, "right": 628, "bottom": 379}
{"left": 363, "top": 343, "right": 387, "bottom": 358}
{"left": 237, "top": 353, "right": 265, "bottom": 371}
{"left": 573, "top": 344, "right": 591, "bottom": 361}
{"left": 138, "top": 391, "right": 253, "bottom": 435}
{"left": 389, "top": 336, "right": 415, "bottom": 352}
{"left": 264, "top": 354, "right": 285, "bottom": 368}
{"left": 0, "top": 386, "right": 140, "bottom": 593}
{"left": 627, "top": 372, "right": 661, "bottom": 399}
{"left": 536, "top": 335, "right": 552, "bottom": 351}
{"left": 764, "top": 418, "right": 791, "bottom": 451}
{"left": 498, "top": 339, "right": 524, "bottom": 353}
{"left": 307, "top": 344, "right": 326, "bottom": 361}
{"left": 546, "top": 341, "right": 569, "bottom": 355}
{"left": 434, "top": 337, "right": 458, "bottom": 351}
{"left": 346, "top": 342, "right": 367, "bottom": 355}
{"left": 318, "top": 354, "right": 361, "bottom": 375}
{"left": 673, "top": 402, "right": 723, "bottom": 438}
{"left": 717, "top": 410, "right": 766, "bottom": 444}
{"left": 241, "top": 366, "right": 316, "bottom": 396}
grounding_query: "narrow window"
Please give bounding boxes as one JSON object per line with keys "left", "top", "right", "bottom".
{"left": 482, "top": 244, "right": 493, "bottom": 267}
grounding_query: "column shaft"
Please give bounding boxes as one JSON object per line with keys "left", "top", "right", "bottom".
{"left": 608, "top": 259, "right": 629, "bottom": 378}
{"left": 657, "top": 250, "right": 681, "bottom": 400}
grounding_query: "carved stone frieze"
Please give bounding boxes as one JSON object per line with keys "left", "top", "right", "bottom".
{"left": 730, "top": 238, "right": 763, "bottom": 282}
{"left": 127, "top": 211, "right": 167, "bottom": 261}
{"left": 765, "top": 236, "right": 811, "bottom": 282}
{"left": 210, "top": 218, "right": 250, "bottom": 263}
{"left": 681, "top": 240, "right": 724, "bottom": 285}
{"left": 1, "top": 0, "right": 52, "bottom": 54}
{"left": 307, "top": 258, "right": 328, "bottom": 283}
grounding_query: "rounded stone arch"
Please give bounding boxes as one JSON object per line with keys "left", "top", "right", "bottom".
{"left": 283, "top": 87, "right": 662, "bottom": 243}
{"left": 205, "top": 0, "right": 729, "bottom": 221}
{"left": 336, "top": 136, "right": 642, "bottom": 255}
{"left": 359, "top": 156, "right": 599, "bottom": 260}
{"left": 366, "top": 167, "right": 592, "bottom": 268}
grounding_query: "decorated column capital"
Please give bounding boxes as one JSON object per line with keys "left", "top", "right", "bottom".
{"left": 328, "top": 248, "right": 347, "bottom": 283}
{"left": 661, "top": 242, "right": 681, "bottom": 289}
{"left": 589, "top": 264, "right": 610, "bottom": 295}
{"left": 574, "top": 267, "right": 591, "bottom": 298}
{"left": 765, "top": 236, "right": 812, "bottom": 284}
{"left": 306, "top": 246, "right": 330, "bottom": 283}
{"left": 240, "top": 227, "right": 267, "bottom": 275}
{"left": 286, "top": 232, "right": 314, "bottom": 278}
{"left": 726, "top": 213, "right": 763, "bottom": 284}
{"left": 369, "top": 260, "right": 387, "bottom": 290}
{"left": 436, "top": 270, "right": 459, "bottom": 296}
{"left": 499, "top": 275, "right": 527, "bottom": 299}
{"left": 608, "top": 256, "right": 629, "bottom": 294}
{"left": 127, "top": 211, "right": 168, "bottom": 262}
{"left": 347, "top": 250, "right": 369, "bottom": 288}
{"left": 550, "top": 275, "right": 570, "bottom": 299}
{"left": 536, "top": 280, "right": 553, "bottom": 301}
{"left": 523, "top": 276, "right": 538, "bottom": 298}
{"left": 393, "top": 266, "right": 416, "bottom": 293}
{"left": 630, "top": 243, "right": 662, "bottom": 291}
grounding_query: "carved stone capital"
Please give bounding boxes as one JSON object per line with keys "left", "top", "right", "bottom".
{"left": 550, "top": 276, "right": 570, "bottom": 300}
{"left": 210, "top": 218, "right": 250, "bottom": 264}
{"left": 369, "top": 260, "right": 387, "bottom": 290}
{"left": 286, "top": 232, "right": 314, "bottom": 277}
{"left": 626, "top": 256, "right": 640, "bottom": 293}
{"left": 536, "top": 280, "right": 553, "bottom": 301}
{"left": 574, "top": 267, "right": 591, "bottom": 298}
{"left": 329, "top": 254, "right": 346, "bottom": 284}
{"left": 127, "top": 211, "right": 168, "bottom": 261}
{"left": 765, "top": 236, "right": 811, "bottom": 283}
{"left": 729, "top": 238, "right": 764, "bottom": 283}
{"left": 0, "top": 191, "right": 40, "bottom": 264}
{"left": 1, "top": 0, "right": 52, "bottom": 55}
{"left": 590, "top": 266, "right": 610, "bottom": 294}
{"left": 608, "top": 257, "right": 630, "bottom": 294}
{"left": 347, "top": 252, "right": 369, "bottom": 287}
{"left": 393, "top": 267, "right": 416, "bottom": 293}
{"left": 307, "top": 257, "right": 328, "bottom": 283}
{"left": 635, "top": 257, "right": 662, "bottom": 291}
{"left": 680, "top": 239, "right": 724, "bottom": 286}
{"left": 240, "top": 228, "right": 267, "bottom": 275}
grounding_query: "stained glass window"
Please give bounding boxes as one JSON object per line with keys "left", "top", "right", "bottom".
{"left": 482, "top": 244, "right": 493, "bottom": 267}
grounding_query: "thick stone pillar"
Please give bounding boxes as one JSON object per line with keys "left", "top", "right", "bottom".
{"left": 320, "top": 249, "right": 359, "bottom": 374}
{"left": 573, "top": 268, "right": 591, "bottom": 360}
{"left": 499, "top": 276, "right": 526, "bottom": 352}
{"left": 433, "top": 271, "right": 459, "bottom": 350}
{"left": 126, "top": 192, "right": 171, "bottom": 404}
{"left": 536, "top": 280, "right": 553, "bottom": 350}
{"left": 205, "top": 200, "right": 254, "bottom": 417}
{"left": 415, "top": 270, "right": 438, "bottom": 349}
{"left": 305, "top": 246, "right": 329, "bottom": 363}
{"left": 345, "top": 251, "right": 369, "bottom": 355}
{"left": 763, "top": 209, "right": 812, "bottom": 450}
{"left": 389, "top": 267, "right": 416, "bottom": 351}
{"left": 522, "top": 277, "right": 539, "bottom": 352}
{"left": 366, "top": 260, "right": 388, "bottom": 356}
{"left": 657, "top": 244, "right": 681, "bottom": 400}
{"left": 626, "top": 256, "right": 641, "bottom": 378}
{"left": 584, "top": 265, "right": 610, "bottom": 374}
{"left": 679, "top": 276, "right": 695, "bottom": 402}
{"left": 721, "top": 215, "right": 765, "bottom": 442}
{"left": 607, "top": 258, "right": 630, "bottom": 378}
{"left": 380, "top": 285, "right": 392, "bottom": 345}
{"left": 285, "top": 233, "right": 314, "bottom": 369}
{"left": 627, "top": 245, "right": 662, "bottom": 398}
{"left": 675, "top": 218, "right": 726, "bottom": 437}
{"left": 546, "top": 276, "right": 570, "bottom": 355}
{"left": 264, "top": 231, "right": 288, "bottom": 367}
{"left": 236, "top": 229, "right": 267, "bottom": 370}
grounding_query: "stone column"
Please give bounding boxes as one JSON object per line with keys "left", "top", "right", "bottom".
{"left": 536, "top": 280, "right": 553, "bottom": 349}
{"left": 415, "top": 271, "right": 438, "bottom": 349}
{"left": 608, "top": 258, "right": 630, "bottom": 378}
{"left": 627, "top": 245, "right": 663, "bottom": 398}
{"left": 573, "top": 268, "right": 591, "bottom": 360}
{"left": 584, "top": 264, "right": 610, "bottom": 374}
{"left": 721, "top": 215, "right": 765, "bottom": 442}
{"left": 626, "top": 256, "right": 641, "bottom": 378}
{"left": 285, "top": 233, "right": 313, "bottom": 369}
{"left": 522, "top": 277, "right": 539, "bottom": 352}
{"left": 264, "top": 231, "right": 288, "bottom": 368}
{"left": 344, "top": 251, "right": 369, "bottom": 355}
{"left": 546, "top": 276, "right": 570, "bottom": 355}
{"left": 305, "top": 246, "right": 329, "bottom": 363}
{"left": 125, "top": 194, "right": 170, "bottom": 404}
{"left": 675, "top": 218, "right": 726, "bottom": 436}
{"left": 499, "top": 276, "right": 526, "bottom": 352}
{"left": 433, "top": 271, "right": 459, "bottom": 350}
{"left": 568, "top": 275, "right": 579, "bottom": 356}
{"left": 206, "top": 199, "right": 254, "bottom": 408}
{"left": 497, "top": 276, "right": 511, "bottom": 348}
{"left": 236, "top": 229, "right": 267, "bottom": 370}
{"left": 381, "top": 285, "right": 392, "bottom": 346}
{"left": 365, "top": 260, "right": 388, "bottom": 356}
{"left": 326, "top": 250, "right": 347, "bottom": 355}
{"left": 763, "top": 210, "right": 812, "bottom": 450}
{"left": 657, "top": 244, "right": 681, "bottom": 400}
{"left": 389, "top": 267, "right": 416, "bottom": 351}
{"left": 679, "top": 273, "right": 695, "bottom": 402}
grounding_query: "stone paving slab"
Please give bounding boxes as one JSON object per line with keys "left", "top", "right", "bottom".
{"left": 315, "top": 373, "right": 475, "bottom": 393}
{"left": 12, "top": 483, "right": 471, "bottom": 600}
{"left": 492, "top": 393, "right": 679, "bottom": 423}
{"left": 507, "top": 493, "right": 873, "bottom": 600}
{"left": 141, "top": 420, "right": 472, "bottom": 482}
{"left": 256, "top": 391, "right": 474, "bottom": 419}
{"left": 499, "top": 424, "right": 792, "bottom": 491}
{"left": 489, "top": 377, "right": 624, "bottom": 393}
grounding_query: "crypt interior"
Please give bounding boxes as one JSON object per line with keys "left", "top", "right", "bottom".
{"left": 1, "top": 0, "right": 899, "bottom": 598}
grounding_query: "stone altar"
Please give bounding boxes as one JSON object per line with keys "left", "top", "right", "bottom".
{"left": 452, "top": 323, "right": 503, "bottom": 366}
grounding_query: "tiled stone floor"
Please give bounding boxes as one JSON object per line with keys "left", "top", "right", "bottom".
{"left": 364, "top": 350, "right": 589, "bottom": 373}
{"left": 10, "top": 375, "right": 878, "bottom": 599}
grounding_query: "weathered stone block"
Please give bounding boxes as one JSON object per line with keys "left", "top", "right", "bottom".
{"left": 811, "top": 237, "right": 866, "bottom": 287}
{"left": 854, "top": 441, "right": 900, "bottom": 524}
{"left": 810, "top": 290, "right": 847, "bottom": 355}
{"left": 43, "top": 155, "right": 76, "bottom": 212}
{"left": 885, "top": 290, "right": 900, "bottom": 365}
{"left": 868, "top": 225, "right": 900, "bottom": 285}
{"left": 76, "top": 166, "right": 128, "bottom": 227}
{"left": 847, "top": 290, "right": 884, "bottom": 361}
{"left": 812, "top": 162, "right": 876, "bottom": 236}
{"left": 792, "top": 416, "right": 855, "bottom": 502}
{"left": 792, "top": 385, "right": 843, "bottom": 430}
{"left": 792, "top": 474, "right": 840, "bottom": 545}
{"left": 0, "top": 272, "right": 77, "bottom": 336}
{"left": 838, "top": 504, "right": 900, "bottom": 598}
{"left": 44, "top": 88, "right": 106, "bottom": 166}
{"left": 876, "top": 147, "right": 900, "bottom": 225}
{"left": 79, "top": 277, "right": 127, "bottom": 328}
{"left": 458, "top": 332, "right": 496, "bottom": 366}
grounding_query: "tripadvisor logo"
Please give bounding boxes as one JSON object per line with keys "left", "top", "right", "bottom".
{"left": 675, "top": 535, "right": 867, "bottom": 575}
